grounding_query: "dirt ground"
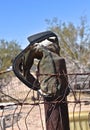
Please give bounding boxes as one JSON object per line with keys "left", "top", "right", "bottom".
{"left": 0, "top": 101, "right": 90, "bottom": 130}
{"left": 0, "top": 77, "right": 90, "bottom": 130}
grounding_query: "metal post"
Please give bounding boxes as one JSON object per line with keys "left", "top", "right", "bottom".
{"left": 44, "top": 59, "right": 70, "bottom": 130}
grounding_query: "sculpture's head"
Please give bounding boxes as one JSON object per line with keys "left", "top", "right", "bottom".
{"left": 13, "top": 31, "right": 60, "bottom": 90}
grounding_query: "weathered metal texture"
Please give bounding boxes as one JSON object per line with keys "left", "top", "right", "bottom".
{"left": 44, "top": 59, "right": 70, "bottom": 130}
{"left": 12, "top": 31, "right": 70, "bottom": 130}
{"left": 44, "top": 99, "right": 70, "bottom": 130}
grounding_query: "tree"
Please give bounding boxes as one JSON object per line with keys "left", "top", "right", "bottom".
{"left": 0, "top": 40, "right": 22, "bottom": 101}
{"left": 0, "top": 39, "right": 22, "bottom": 71}
{"left": 45, "top": 16, "right": 90, "bottom": 72}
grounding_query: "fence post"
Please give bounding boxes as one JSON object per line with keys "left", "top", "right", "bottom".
{"left": 44, "top": 59, "right": 70, "bottom": 130}
{"left": 1, "top": 116, "right": 5, "bottom": 130}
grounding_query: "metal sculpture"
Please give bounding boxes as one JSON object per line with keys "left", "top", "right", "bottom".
{"left": 13, "top": 31, "right": 70, "bottom": 130}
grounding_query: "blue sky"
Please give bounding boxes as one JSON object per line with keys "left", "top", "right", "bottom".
{"left": 0, "top": 0, "right": 90, "bottom": 49}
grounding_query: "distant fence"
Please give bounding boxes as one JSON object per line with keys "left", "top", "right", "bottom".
{"left": 0, "top": 70, "right": 90, "bottom": 130}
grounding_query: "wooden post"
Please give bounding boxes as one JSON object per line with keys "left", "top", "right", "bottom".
{"left": 44, "top": 58, "right": 70, "bottom": 130}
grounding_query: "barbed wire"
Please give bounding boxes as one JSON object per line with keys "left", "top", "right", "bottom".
{"left": 0, "top": 70, "right": 90, "bottom": 130}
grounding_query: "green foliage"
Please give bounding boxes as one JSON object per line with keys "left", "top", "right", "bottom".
{"left": 0, "top": 40, "right": 22, "bottom": 71}
{"left": 45, "top": 16, "right": 90, "bottom": 70}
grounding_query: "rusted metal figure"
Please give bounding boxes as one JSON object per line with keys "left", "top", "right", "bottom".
{"left": 13, "top": 31, "right": 70, "bottom": 130}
